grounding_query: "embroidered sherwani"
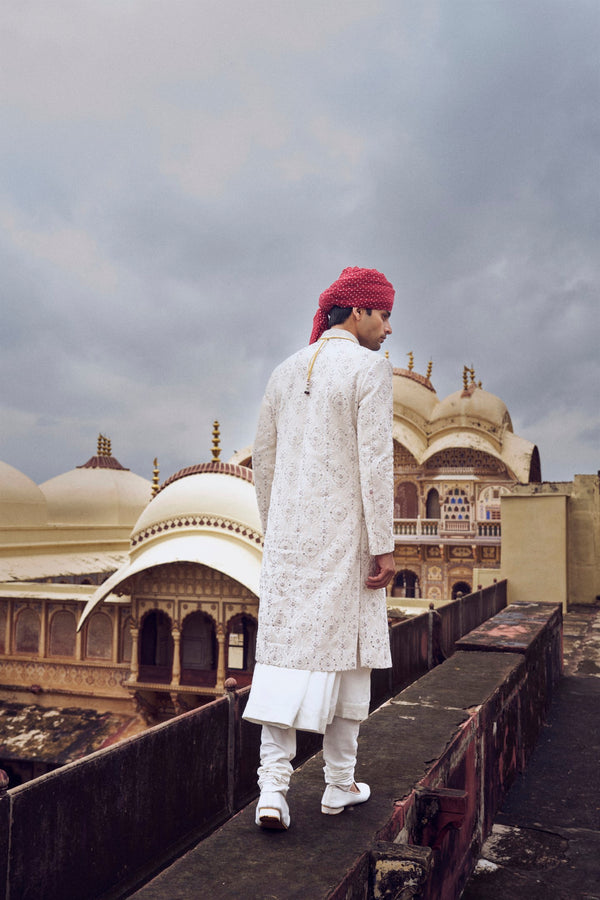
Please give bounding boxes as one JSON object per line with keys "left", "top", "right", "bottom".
{"left": 252, "top": 329, "right": 394, "bottom": 674}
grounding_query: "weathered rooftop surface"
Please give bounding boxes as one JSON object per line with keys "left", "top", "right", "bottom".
{"left": 0, "top": 702, "right": 139, "bottom": 765}
{"left": 463, "top": 605, "right": 600, "bottom": 899}
{"left": 455, "top": 601, "right": 561, "bottom": 654}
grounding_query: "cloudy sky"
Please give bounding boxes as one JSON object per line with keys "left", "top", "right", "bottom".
{"left": 1, "top": 0, "right": 598, "bottom": 486}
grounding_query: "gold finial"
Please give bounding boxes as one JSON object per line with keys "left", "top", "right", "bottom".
{"left": 469, "top": 366, "right": 476, "bottom": 386}
{"left": 152, "top": 458, "right": 160, "bottom": 497}
{"left": 106, "top": 438, "right": 112, "bottom": 457}
{"left": 97, "top": 433, "right": 111, "bottom": 456}
{"left": 407, "top": 351, "right": 414, "bottom": 371}
{"left": 462, "top": 366, "right": 469, "bottom": 390}
{"left": 211, "top": 421, "right": 221, "bottom": 461}
{"left": 426, "top": 360, "right": 433, "bottom": 379}
{"left": 385, "top": 350, "right": 389, "bottom": 360}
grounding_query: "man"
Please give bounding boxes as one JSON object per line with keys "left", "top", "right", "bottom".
{"left": 243, "top": 266, "right": 396, "bottom": 830}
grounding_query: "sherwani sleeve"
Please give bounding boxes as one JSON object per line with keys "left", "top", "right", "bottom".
{"left": 357, "top": 357, "right": 395, "bottom": 556}
{"left": 252, "top": 383, "right": 278, "bottom": 533}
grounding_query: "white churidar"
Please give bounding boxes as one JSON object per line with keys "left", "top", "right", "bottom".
{"left": 257, "top": 717, "right": 363, "bottom": 792}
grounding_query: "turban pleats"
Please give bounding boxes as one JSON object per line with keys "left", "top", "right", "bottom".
{"left": 310, "top": 266, "right": 395, "bottom": 343}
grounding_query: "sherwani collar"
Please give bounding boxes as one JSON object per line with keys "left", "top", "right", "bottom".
{"left": 318, "top": 328, "right": 359, "bottom": 345}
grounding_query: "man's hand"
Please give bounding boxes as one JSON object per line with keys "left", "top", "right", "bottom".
{"left": 365, "top": 552, "right": 395, "bottom": 590}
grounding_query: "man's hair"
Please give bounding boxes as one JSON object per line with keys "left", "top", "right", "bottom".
{"left": 328, "top": 306, "right": 372, "bottom": 327}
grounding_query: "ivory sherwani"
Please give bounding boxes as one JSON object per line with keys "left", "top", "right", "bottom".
{"left": 252, "top": 329, "right": 394, "bottom": 672}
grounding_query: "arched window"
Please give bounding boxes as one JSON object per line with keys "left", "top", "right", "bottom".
{"left": 49, "top": 610, "right": 76, "bottom": 657}
{"left": 528, "top": 446, "right": 541, "bottom": 483}
{"left": 85, "top": 613, "right": 113, "bottom": 660}
{"left": 180, "top": 612, "right": 216, "bottom": 687}
{"left": 442, "top": 487, "right": 471, "bottom": 523}
{"left": 394, "top": 482, "right": 418, "bottom": 519}
{"left": 452, "top": 581, "right": 472, "bottom": 599}
{"left": 15, "top": 608, "right": 40, "bottom": 654}
{"left": 227, "top": 614, "right": 257, "bottom": 673}
{"left": 391, "top": 570, "right": 420, "bottom": 599}
{"left": 139, "top": 610, "right": 174, "bottom": 683}
{"left": 426, "top": 489, "right": 440, "bottom": 519}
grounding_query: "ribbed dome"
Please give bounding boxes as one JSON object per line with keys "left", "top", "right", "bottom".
{"left": 430, "top": 386, "right": 513, "bottom": 434}
{"left": 131, "top": 462, "right": 260, "bottom": 549}
{"left": 0, "top": 460, "right": 48, "bottom": 526}
{"left": 40, "top": 452, "right": 151, "bottom": 526}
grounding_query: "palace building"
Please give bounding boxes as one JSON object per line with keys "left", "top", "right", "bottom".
{"left": 387, "top": 358, "right": 540, "bottom": 604}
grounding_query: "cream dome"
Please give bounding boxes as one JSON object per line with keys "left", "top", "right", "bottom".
{"left": 0, "top": 460, "right": 48, "bottom": 526}
{"left": 389, "top": 363, "right": 539, "bottom": 482}
{"left": 41, "top": 451, "right": 151, "bottom": 526}
{"left": 132, "top": 463, "right": 261, "bottom": 544}
{"left": 430, "top": 386, "right": 513, "bottom": 436}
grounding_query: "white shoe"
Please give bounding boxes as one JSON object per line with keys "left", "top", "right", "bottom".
{"left": 256, "top": 790, "right": 290, "bottom": 830}
{"left": 321, "top": 782, "right": 370, "bottom": 815}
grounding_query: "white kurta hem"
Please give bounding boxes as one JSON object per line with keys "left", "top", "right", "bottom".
{"left": 243, "top": 663, "right": 371, "bottom": 734}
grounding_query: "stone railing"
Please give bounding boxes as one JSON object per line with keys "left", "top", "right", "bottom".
{"left": 439, "top": 519, "right": 472, "bottom": 533}
{"left": 393, "top": 518, "right": 439, "bottom": 536}
{"left": 477, "top": 521, "right": 502, "bottom": 537}
{"left": 394, "top": 519, "right": 502, "bottom": 539}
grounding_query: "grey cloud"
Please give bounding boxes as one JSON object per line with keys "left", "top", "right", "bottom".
{"left": 0, "top": 0, "right": 598, "bottom": 485}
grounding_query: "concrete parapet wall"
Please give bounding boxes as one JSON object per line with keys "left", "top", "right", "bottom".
{"left": 3, "top": 698, "right": 232, "bottom": 900}
{"left": 372, "top": 581, "right": 506, "bottom": 705}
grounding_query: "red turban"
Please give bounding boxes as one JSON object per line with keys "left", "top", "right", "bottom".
{"left": 309, "top": 266, "right": 395, "bottom": 344}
